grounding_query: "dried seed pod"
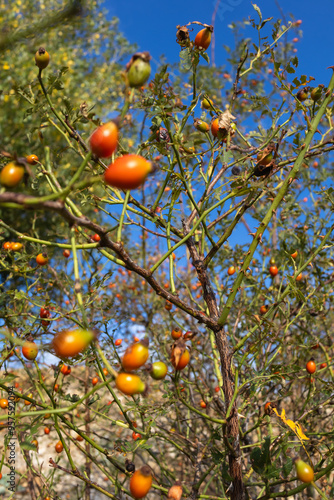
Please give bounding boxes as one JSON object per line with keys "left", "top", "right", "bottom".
{"left": 156, "top": 127, "right": 170, "bottom": 142}
{"left": 264, "top": 401, "right": 277, "bottom": 416}
{"left": 218, "top": 110, "right": 236, "bottom": 132}
{"left": 176, "top": 25, "right": 190, "bottom": 46}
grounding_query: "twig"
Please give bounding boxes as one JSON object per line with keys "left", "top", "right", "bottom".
{"left": 231, "top": 46, "right": 248, "bottom": 108}
{"left": 0, "top": 191, "right": 218, "bottom": 330}
{"left": 48, "top": 458, "right": 118, "bottom": 499}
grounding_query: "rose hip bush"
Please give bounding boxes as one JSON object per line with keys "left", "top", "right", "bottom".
{"left": 0, "top": 2, "right": 333, "bottom": 500}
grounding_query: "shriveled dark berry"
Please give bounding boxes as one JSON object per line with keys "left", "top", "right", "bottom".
{"left": 125, "top": 459, "right": 136, "bottom": 473}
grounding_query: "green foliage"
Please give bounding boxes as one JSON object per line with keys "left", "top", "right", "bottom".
{"left": 251, "top": 437, "right": 279, "bottom": 479}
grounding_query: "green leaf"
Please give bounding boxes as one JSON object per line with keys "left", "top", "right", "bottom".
{"left": 291, "top": 56, "right": 299, "bottom": 68}
{"left": 221, "top": 149, "right": 234, "bottom": 165}
{"left": 264, "top": 464, "right": 280, "bottom": 479}
{"left": 260, "top": 17, "right": 273, "bottom": 30}
{"left": 0, "top": 373, "right": 17, "bottom": 383}
{"left": 250, "top": 437, "right": 271, "bottom": 474}
{"left": 179, "top": 48, "right": 192, "bottom": 71}
{"left": 286, "top": 276, "right": 306, "bottom": 301}
{"left": 151, "top": 116, "right": 162, "bottom": 129}
{"left": 282, "top": 457, "right": 293, "bottom": 477}
{"left": 211, "top": 449, "right": 224, "bottom": 465}
{"left": 272, "top": 19, "right": 282, "bottom": 40}
{"left": 24, "top": 107, "right": 34, "bottom": 119}
{"left": 291, "top": 77, "right": 301, "bottom": 90}
{"left": 20, "top": 441, "right": 37, "bottom": 451}
{"left": 252, "top": 3, "right": 262, "bottom": 23}
{"left": 251, "top": 447, "right": 264, "bottom": 473}
{"left": 286, "top": 64, "right": 295, "bottom": 74}
{"left": 200, "top": 52, "right": 210, "bottom": 65}
{"left": 87, "top": 394, "right": 100, "bottom": 405}
{"left": 274, "top": 61, "right": 281, "bottom": 73}
{"left": 231, "top": 187, "right": 252, "bottom": 197}
{"left": 221, "top": 463, "right": 233, "bottom": 482}
{"left": 29, "top": 423, "right": 41, "bottom": 435}
{"left": 62, "top": 96, "right": 73, "bottom": 119}
{"left": 64, "top": 393, "right": 80, "bottom": 403}
{"left": 153, "top": 64, "right": 169, "bottom": 86}
{"left": 14, "top": 290, "right": 26, "bottom": 301}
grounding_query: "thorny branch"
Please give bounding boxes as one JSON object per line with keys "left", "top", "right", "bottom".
{"left": 0, "top": 191, "right": 218, "bottom": 330}
{"left": 49, "top": 458, "right": 118, "bottom": 500}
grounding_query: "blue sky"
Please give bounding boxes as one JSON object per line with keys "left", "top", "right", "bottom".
{"left": 106, "top": 0, "right": 334, "bottom": 84}
{"left": 100, "top": 0, "right": 334, "bottom": 297}
{"left": 102, "top": 0, "right": 333, "bottom": 244}
{"left": 97, "top": 0, "right": 333, "bottom": 262}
